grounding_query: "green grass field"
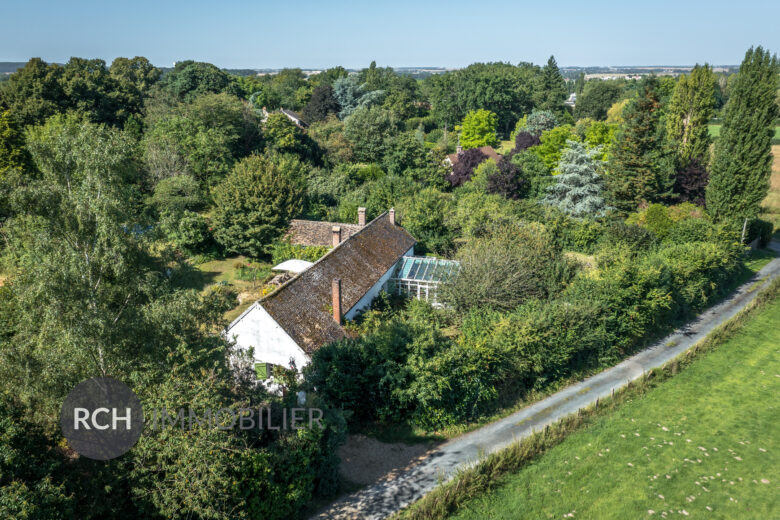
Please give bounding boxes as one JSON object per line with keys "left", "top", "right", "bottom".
{"left": 709, "top": 124, "right": 780, "bottom": 141}
{"left": 449, "top": 293, "right": 780, "bottom": 519}
{"left": 171, "top": 255, "right": 273, "bottom": 322}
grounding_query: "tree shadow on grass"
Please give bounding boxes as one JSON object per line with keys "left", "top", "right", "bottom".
{"left": 169, "top": 261, "right": 220, "bottom": 291}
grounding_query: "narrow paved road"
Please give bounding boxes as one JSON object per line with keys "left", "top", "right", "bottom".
{"left": 313, "top": 243, "right": 780, "bottom": 520}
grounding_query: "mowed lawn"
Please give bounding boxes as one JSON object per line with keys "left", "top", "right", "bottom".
{"left": 450, "top": 296, "right": 780, "bottom": 519}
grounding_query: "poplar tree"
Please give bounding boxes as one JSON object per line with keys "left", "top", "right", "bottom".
{"left": 706, "top": 47, "right": 780, "bottom": 222}
{"left": 607, "top": 76, "right": 674, "bottom": 213}
{"left": 666, "top": 64, "right": 716, "bottom": 167}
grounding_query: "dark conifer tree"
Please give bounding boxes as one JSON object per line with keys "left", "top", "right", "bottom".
{"left": 607, "top": 76, "right": 674, "bottom": 213}
{"left": 706, "top": 47, "right": 780, "bottom": 221}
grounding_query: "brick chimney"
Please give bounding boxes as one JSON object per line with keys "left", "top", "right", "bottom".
{"left": 331, "top": 226, "right": 341, "bottom": 247}
{"left": 389, "top": 208, "right": 395, "bottom": 226}
{"left": 358, "top": 207, "right": 366, "bottom": 227}
{"left": 331, "top": 278, "right": 342, "bottom": 325}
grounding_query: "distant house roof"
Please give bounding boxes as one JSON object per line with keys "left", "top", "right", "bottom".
{"left": 280, "top": 108, "right": 305, "bottom": 127}
{"left": 446, "top": 146, "right": 501, "bottom": 167}
{"left": 287, "top": 219, "right": 363, "bottom": 247}
{"left": 272, "top": 259, "right": 314, "bottom": 273}
{"left": 235, "top": 212, "right": 416, "bottom": 354}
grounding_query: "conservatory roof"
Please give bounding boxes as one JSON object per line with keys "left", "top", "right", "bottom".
{"left": 393, "top": 256, "right": 459, "bottom": 282}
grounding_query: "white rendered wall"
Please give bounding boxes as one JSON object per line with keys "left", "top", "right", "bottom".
{"left": 226, "top": 303, "right": 310, "bottom": 370}
{"left": 345, "top": 246, "right": 414, "bottom": 320}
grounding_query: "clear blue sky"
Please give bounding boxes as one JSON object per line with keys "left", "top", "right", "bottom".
{"left": 2, "top": 0, "right": 779, "bottom": 69}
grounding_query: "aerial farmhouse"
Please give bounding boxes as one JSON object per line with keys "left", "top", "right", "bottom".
{"left": 226, "top": 209, "right": 457, "bottom": 383}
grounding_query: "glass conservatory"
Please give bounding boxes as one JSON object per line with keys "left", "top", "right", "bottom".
{"left": 388, "top": 256, "right": 459, "bottom": 305}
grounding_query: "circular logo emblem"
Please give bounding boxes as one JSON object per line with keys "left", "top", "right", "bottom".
{"left": 60, "top": 377, "right": 144, "bottom": 460}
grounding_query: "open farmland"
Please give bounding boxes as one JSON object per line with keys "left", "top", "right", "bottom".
{"left": 448, "top": 291, "right": 780, "bottom": 520}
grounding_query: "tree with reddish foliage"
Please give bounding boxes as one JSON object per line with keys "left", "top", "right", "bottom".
{"left": 511, "top": 131, "right": 541, "bottom": 155}
{"left": 447, "top": 148, "right": 487, "bottom": 187}
{"left": 673, "top": 160, "right": 709, "bottom": 206}
{"left": 487, "top": 159, "right": 528, "bottom": 199}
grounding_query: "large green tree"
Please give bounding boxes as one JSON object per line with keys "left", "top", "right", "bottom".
{"left": 0, "top": 58, "right": 66, "bottom": 127}
{"left": 142, "top": 92, "right": 262, "bottom": 186}
{"left": 301, "top": 84, "right": 340, "bottom": 124}
{"left": 535, "top": 56, "right": 568, "bottom": 114}
{"left": 458, "top": 109, "right": 499, "bottom": 149}
{"left": 212, "top": 153, "right": 307, "bottom": 257}
{"left": 706, "top": 47, "right": 780, "bottom": 222}
{"left": 162, "top": 60, "right": 241, "bottom": 102}
{"left": 0, "top": 110, "right": 34, "bottom": 179}
{"left": 543, "top": 141, "right": 610, "bottom": 218}
{"left": 343, "top": 106, "right": 397, "bottom": 163}
{"left": 607, "top": 76, "right": 674, "bottom": 213}
{"left": 574, "top": 80, "right": 624, "bottom": 121}
{"left": 666, "top": 64, "right": 716, "bottom": 167}
{"left": 109, "top": 56, "right": 161, "bottom": 123}
{"left": 425, "top": 62, "right": 539, "bottom": 135}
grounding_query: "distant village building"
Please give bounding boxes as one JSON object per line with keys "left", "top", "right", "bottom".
{"left": 444, "top": 146, "right": 501, "bottom": 168}
{"left": 226, "top": 209, "right": 457, "bottom": 386}
{"left": 259, "top": 107, "right": 306, "bottom": 128}
{"left": 279, "top": 108, "right": 306, "bottom": 128}
{"left": 565, "top": 92, "right": 577, "bottom": 107}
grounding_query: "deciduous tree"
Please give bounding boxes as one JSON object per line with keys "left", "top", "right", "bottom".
{"left": 458, "top": 109, "right": 499, "bottom": 149}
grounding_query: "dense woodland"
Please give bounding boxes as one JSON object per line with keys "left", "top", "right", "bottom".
{"left": 0, "top": 48, "right": 778, "bottom": 519}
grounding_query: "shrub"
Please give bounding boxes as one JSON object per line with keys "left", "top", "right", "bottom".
{"left": 626, "top": 203, "right": 674, "bottom": 239}
{"left": 150, "top": 174, "right": 204, "bottom": 216}
{"left": 600, "top": 221, "right": 656, "bottom": 251}
{"left": 663, "top": 217, "right": 715, "bottom": 244}
{"left": 486, "top": 159, "right": 528, "bottom": 200}
{"left": 524, "top": 110, "right": 558, "bottom": 136}
{"left": 303, "top": 319, "right": 417, "bottom": 424}
{"left": 270, "top": 239, "right": 329, "bottom": 265}
{"left": 441, "top": 221, "right": 575, "bottom": 314}
{"left": 406, "top": 341, "right": 506, "bottom": 430}
{"left": 746, "top": 218, "right": 773, "bottom": 247}
{"left": 167, "top": 210, "right": 216, "bottom": 255}
{"left": 447, "top": 148, "right": 489, "bottom": 187}
{"left": 510, "top": 131, "right": 541, "bottom": 154}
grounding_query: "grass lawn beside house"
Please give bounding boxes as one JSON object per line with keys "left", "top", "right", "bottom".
{"left": 447, "top": 291, "right": 780, "bottom": 520}
{"left": 171, "top": 255, "right": 273, "bottom": 322}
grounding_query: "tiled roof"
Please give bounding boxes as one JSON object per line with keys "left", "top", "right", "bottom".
{"left": 239, "top": 212, "right": 416, "bottom": 354}
{"left": 446, "top": 146, "right": 502, "bottom": 166}
{"left": 280, "top": 108, "right": 305, "bottom": 127}
{"left": 287, "top": 219, "right": 363, "bottom": 247}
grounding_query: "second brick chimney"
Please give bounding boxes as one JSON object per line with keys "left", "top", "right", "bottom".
{"left": 331, "top": 226, "right": 341, "bottom": 247}
{"left": 331, "top": 278, "right": 342, "bottom": 325}
{"left": 358, "top": 207, "right": 366, "bottom": 227}
{"left": 389, "top": 208, "right": 395, "bottom": 226}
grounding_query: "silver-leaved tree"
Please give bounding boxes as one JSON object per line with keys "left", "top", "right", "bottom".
{"left": 543, "top": 140, "right": 611, "bottom": 219}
